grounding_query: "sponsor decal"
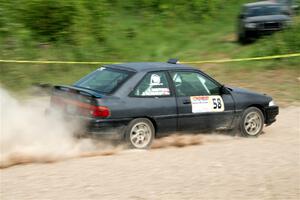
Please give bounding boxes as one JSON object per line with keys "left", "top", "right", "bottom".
{"left": 191, "top": 95, "right": 224, "bottom": 113}
{"left": 142, "top": 88, "right": 170, "bottom": 96}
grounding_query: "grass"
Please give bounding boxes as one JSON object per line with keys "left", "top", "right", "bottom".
{"left": 0, "top": 1, "right": 299, "bottom": 103}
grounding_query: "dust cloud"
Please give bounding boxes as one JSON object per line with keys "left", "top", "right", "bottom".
{"left": 151, "top": 134, "right": 203, "bottom": 149}
{"left": 0, "top": 88, "right": 120, "bottom": 169}
{"left": 0, "top": 88, "right": 235, "bottom": 169}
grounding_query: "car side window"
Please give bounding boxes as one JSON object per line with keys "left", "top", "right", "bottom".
{"left": 132, "top": 72, "right": 171, "bottom": 97}
{"left": 170, "top": 71, "right": 220, "bottom": 97}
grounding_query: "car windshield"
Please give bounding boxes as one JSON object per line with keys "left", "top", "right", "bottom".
{"left": 247, "top": 5, "right": 282, "bottom": 16}
{"left": 74, "top": 67, "right": 132, "bottom": 94}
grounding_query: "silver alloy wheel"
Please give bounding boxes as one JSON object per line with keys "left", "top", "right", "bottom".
{"left": 129, "top": 122, "right": 152, "bottom": 149}
{"left": 244, "top": 111, "right": 262, "bottom": 136}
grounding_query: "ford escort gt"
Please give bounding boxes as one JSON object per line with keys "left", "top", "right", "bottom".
{"left": 50, "top": 60, "right": 279, "bottom": 149}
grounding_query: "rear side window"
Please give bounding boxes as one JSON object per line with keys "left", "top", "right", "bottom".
{"left": 132, "top": 72, "right": 171, "bottom": 97}
{"left": 74, "top": 67, "right": 132, "bottom": 94}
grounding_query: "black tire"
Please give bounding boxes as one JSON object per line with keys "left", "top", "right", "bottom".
{"left": 238, "top": 34, "right": 252, "bottom": 44}
{"left": 125, "top": 118, "right": 155, "bottom": 149}
{"left": 239, "top": 107, "right": 264, "bottom": 137}
{"left": 238, "top": 33, "right": 246, "bottom": 44}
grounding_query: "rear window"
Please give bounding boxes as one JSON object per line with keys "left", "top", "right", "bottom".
{"left": 74, "top": 67, "right": 133, "bottom": 94}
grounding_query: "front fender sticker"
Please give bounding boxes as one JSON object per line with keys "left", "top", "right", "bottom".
{"left": 190, "top": 95, "right": 224, "bottom": 113}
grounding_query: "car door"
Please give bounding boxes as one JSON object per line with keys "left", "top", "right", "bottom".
{"left": 169, "top": 70, "right": 235, "bottom": 131}
{"left": 128, "top": 71, "right": 177, "bottom": 134}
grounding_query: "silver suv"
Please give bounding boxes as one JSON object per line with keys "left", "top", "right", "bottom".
{"left": 237, "top": 1, "right": 292, "bottom": 43}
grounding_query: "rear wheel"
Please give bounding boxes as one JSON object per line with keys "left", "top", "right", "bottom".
{"left": 240, "top": 107, "right": 264, "bottom": 137}
{"left": 125, "top": 118, "right": 155, "bottom": 149}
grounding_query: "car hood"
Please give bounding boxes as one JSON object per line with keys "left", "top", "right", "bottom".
{"left": 227, "top": 86, "right": 272, "bottom": 102}
{"left": 228, "top": 86, "right": 265, "bottom": 96}
{"left": 245, "top": 15, "right": 290, "bottom": 23}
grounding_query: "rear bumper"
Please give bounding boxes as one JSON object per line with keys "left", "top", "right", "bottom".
{"left": 54, "top": 110, "right": 131, "bottom": 139}
{"left": 47, "top": 107, "right": 131, "bottom": 139}
{"left": 85, "top": 118, "right": 131, "bottom": 139}
{"left": 265, "top": 106, "right": 279, "bottom": 126}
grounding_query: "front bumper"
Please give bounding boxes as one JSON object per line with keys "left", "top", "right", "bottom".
{"left": 245, "top": 28, "right": 283, "bottom": 37}
{"left": 265, "top": 106, "right": 279, "bottom": 126}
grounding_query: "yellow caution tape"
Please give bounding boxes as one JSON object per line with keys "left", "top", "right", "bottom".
{"left": 0, "top": 53, "right": 299, "bottom": 65}
{"left": 180, "top": 53, "right": 300, "bottom": 64}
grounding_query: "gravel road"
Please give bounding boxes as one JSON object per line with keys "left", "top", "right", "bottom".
{"left": 1, "top": 106, "right": 299, "bottom": 200}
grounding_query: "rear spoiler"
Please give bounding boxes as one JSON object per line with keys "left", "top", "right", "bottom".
{"left": 53, "top": 85, "right": 103, "bottom": 98}
{"left": 31, "top": 83, "right": 53, "bottom": 96}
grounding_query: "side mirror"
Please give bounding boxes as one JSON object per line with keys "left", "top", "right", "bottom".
{"left": 220, "top": 85, "right": 230, "bottom": 95}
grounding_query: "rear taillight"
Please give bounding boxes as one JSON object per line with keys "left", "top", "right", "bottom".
{"left": 90, "top": 106, "right": 110, "bottom": 118}
{"left": 50, "top": 96, "right": 110, "bottom": 118}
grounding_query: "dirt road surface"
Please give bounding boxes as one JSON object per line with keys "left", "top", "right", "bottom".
{"left": 1, "top": 107, "right": 299, "bottom": 200}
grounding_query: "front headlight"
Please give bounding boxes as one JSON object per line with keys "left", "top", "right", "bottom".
{"left": 269, "top": 100, "right": 276, "bottom": 107}
{"left": 245, "top": 23, "right": 257, "bottom": 28}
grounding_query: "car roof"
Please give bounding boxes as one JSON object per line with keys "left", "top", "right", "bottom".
{"left": 105, "top": 62, "right": 196, "bottom": 72}
{"left": 244, "top": 1, "right": 280, "bottom": 7}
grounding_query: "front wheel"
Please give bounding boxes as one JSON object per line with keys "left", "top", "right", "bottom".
{"left": 240, "top": 107, "right": 264, "bottom": 137}
{"left": 125, "top": 118, "right": 155, "bottom": 149}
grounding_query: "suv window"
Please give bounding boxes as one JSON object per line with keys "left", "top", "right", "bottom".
{"left": 170, "top": 71, "right": 220, "bottom": 97}
{"left": 132, "top": 72, "right": 171, "bottom": 97}
{"left": 246, "top": 5, "right": 282, "bottom": 16}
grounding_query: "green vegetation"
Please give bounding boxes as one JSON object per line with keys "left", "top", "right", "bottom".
{"left": 0, "top": 0, "right": 299, "bottom": 97}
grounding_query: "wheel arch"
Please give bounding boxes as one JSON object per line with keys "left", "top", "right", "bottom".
{"left": 143, "top": 116, "right": 157, "bottom": 136}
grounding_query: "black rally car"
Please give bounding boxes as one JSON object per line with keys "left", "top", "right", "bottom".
{"left": 50, "top": 60, "right": 279, "bottom": 149}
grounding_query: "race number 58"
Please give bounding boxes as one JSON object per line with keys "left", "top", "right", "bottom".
{"left": 212, "top": 97, "right": 222, "bottom": 109}
{"left": 190, "top": 95, "right": 224, "bottom": 113}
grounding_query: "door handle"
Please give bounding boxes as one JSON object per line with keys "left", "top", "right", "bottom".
{"left": 183, "top": 99, "right": 191, "bottom": 104}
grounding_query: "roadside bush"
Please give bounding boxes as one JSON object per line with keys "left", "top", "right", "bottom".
{"left": 254, "top": 23, "right": 300, "bottom": 56}
{"left": 21, "top": 0, "right": 76, "bottom": 42}
{"left": 108, "top": 0, "right": 223, "bottom": 21}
